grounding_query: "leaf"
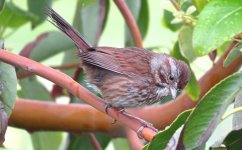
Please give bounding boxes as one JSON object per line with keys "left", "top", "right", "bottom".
{"left": 182, "top": 72, "right": 242, "bottom": 149}
{"left": 178, "top": 25, "right": 196, "bottom": 62}
{"left": 144, "top": 110, "right": 192, "bottom": 150}
{"left": 223, "top": 42, "right": 242, "bottom": 67}
{"left": 67, "top": 133, "right": 111, "bottom": 150}
{"left": 223, "top": 128, "right": 242, "bottom": 149}
{"left": 193, "top": 0, "right": 242, "bottom": 56}
{"left": 192, "top": 0, "right": 208, "bottom": 12}
{"left": 0, "top": 0, "right": 4, "bottom": 12}
{"left": 31, "top": 132, "right": 64, "bottom": 150}
{"left": 172, "top": 42, "right": 200, "bottom": 100}
{"left": 0, "top": 60, "right": 17, "bottom": 115}
{"left": 137, "top": 0, "right": 149, "bottom": 39}
{"left": 0, "top": 2, "right": 36, "bottom": 29}
{"left": 29, "top": 31, "right": 76, "bottom": 61}
{"left": 0, "top": 52, "right": 16, "bottom": 144}
{"left": 27, "top": 0, "right": 52, "bottom": 28}
{"left": 18, "top": 76, "right": 51, "bottom": 101}
{"left": 73, "top": 0, "right": 101, "bottom": 45}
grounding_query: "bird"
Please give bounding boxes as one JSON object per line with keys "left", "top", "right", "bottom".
{"left": 46, "top": 7, "right": 191, "bottom": 137}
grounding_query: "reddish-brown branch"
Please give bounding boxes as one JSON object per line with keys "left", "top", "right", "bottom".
{"left": 10, "top": 99, "right": 118, "bottom": 132}
{"left": 114, "top": 0, "right": 143, "bottom": 48}
{"left": 0, "top": 50, "right": 155, "bottom": 141}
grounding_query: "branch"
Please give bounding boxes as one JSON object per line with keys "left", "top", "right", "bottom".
{"left": 0, "top": 50, "right": 155, "bottom": 141}
{"left": 114, "top": 0, "right": 143, "bottom": 48}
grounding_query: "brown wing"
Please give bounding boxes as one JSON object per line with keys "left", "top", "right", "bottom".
{"left": 80, "top": 47, "right": 152, "bottom": 77}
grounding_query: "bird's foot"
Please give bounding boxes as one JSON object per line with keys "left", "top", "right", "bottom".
{"left": 120, "top": 111, "right": 158, "bottom": 139}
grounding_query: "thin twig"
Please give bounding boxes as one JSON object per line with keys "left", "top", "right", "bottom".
{"left": 114, "top": 0, "right": 143, "bottom": 48}
{"left": 88, "top": 133, "right": 103, "bottom": 150}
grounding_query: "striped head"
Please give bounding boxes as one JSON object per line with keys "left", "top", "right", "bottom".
{"left": 150, "top": 54, "right": 190, "bottom": 99}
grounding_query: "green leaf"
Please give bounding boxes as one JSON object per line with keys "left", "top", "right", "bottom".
{"left": 31, "top": 132, "right": 64, "bottom": 150}
{"left": 29, "top": 31, "right": 76, "bottom": 62}
{"left": 0, "top": 2, "right": 36, "bottom": 29}
{"left": 0, "top": 0, "right": 4, "bottom": 12}
{"left": 27, "top": 0, "right": 52, "bottom": 28}
{"left": 67, "top": 133, "right": 111, "bottom": 150}
{"left": 73, "top": 0, "right": 101, "bottom": 45}
{"left": 0, "top": 60, "right": 17, "bottom": 115}
{"left": 182, "top": 72, "right": 242, "bottom": 149}
{"left": 223, "top": 43, "right": 242, "bottom": 67}
{"left": 178, "top": 25, "right": 196, "bottom": 62}
{"left": 137, "top": 0, "right": 149, "bottom": 39}
{"left": 172, "top": 42, "right": 200, "bottom": 100}
{"left": 192, "top": 0, "right": 208, "bottom": 12}
{"left": 193, "top": 0, "right": 242, "bottom": 56}
{"left": 18, "top": 76, "right": 51, "bottom": 101}
{"left": 144, "top": 110, "right": 192, "bottom": 150}
{"left": 223, "top": 128, "right": 242, "bottom": 149}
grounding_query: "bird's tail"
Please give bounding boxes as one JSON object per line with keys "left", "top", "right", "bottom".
{"left": 46, "top": 7, "right": 91, "bottom": 52}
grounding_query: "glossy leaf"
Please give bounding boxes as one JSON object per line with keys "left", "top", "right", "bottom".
{"left": 18, "top": 77, "right": 51, "bottom": 101}
{"left": 223, "top": 43, "right": 242, "bottom": 67}
{"left": 137, "top": 0, "right": 149, "bottom": 39}
{"left": 144, "top": 110, "right": 192, "bottom": 150}
{"left": 0, "top": 61, "right": 17, "bottom": 115}
{"left": 172, "top": 42, "right": 200, "bottom": 100}
{"left": 193, "top": 0, "right": 242, "bottom": 56}
{"left": 223, "top": 128, "right": 242, "bottom": 149}
{"left": 0, "top": 0, "right": 4, "bottom": 11}
{"left": 178, "top": 25, "right": 196, "bottom": 62}
{"left": 0, "top": 2, "right": 36, "bottom": 28}
{"left": 182, "top": 72, "right": 242, "bottom": 149}
{"left": 27, "top": 0, "right": 52, "bottom": 28}
{"left": 29, "top": 31, "right": 76, "bottom": 61}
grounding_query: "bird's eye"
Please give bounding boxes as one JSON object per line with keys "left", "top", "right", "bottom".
{"left": 169, "top": 75, "right": 174, "bottom": 81}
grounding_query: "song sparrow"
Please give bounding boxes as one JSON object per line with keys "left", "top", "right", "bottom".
{"left": 46, "top": 8, "right": 190, "bottom": 135}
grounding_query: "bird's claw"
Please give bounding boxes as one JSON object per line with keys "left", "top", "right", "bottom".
{"left": 136, "top": 121, "right": 158, "bottom": 139}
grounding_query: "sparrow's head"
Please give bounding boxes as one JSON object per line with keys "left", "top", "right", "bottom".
{"left": 151, "top": 54, "right": 191, "bottom": 99}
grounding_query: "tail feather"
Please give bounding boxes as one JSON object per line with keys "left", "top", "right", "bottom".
{"left": 46, "top": 7, "right": 91, "bottom": 51}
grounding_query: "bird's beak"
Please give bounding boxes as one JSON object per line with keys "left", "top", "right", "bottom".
{"left": 170, "top": 87, "right": 177, "bottom": 100}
